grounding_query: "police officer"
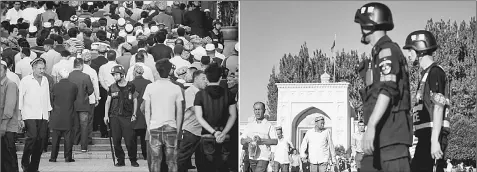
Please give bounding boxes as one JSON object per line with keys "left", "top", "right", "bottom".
{"left": 103, "top": 65, "right": 140, "bottom": 167}
{"left": 403, "top": 30, "right": 450, "bottom": 172}
{"left": 354, "top": 2, "right": 413, "bottom": 171}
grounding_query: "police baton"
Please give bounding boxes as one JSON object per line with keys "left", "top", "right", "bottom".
{"left": 107, "top": 123, "right": 116, "bottom": 165}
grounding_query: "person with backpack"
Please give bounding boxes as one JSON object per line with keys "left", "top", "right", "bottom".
{"left": 404, "top": 30, "right": 451, "bottom": 172}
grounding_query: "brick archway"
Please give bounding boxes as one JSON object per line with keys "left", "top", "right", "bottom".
{"left": 291, "top": 107, "right": 330, "bottom": 146}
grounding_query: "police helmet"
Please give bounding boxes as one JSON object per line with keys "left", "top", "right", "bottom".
{"left": 354, "top": 2, "right": 394, "bottom": 31}
{"left": 213, "top": 19, "right": 222, "bottom": 26}
{"left": 111, "top": 65, "right": 126, "bottom": 75}
{"left": 403, "top": 30, "right": 438, "bottom": 53}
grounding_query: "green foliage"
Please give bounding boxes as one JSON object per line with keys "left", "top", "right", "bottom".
{"left": 266, "top": 18, "right": 476, "bottom": 161}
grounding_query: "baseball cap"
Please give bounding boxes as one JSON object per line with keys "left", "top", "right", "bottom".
{"left": 43, "top": 22, "right": 52, "bottom": 28}
{"left": 43, "top": 39, "right": 55, "bottom": 45}
{"left": 205, "top": 44, "right": 215, "bottom": 51}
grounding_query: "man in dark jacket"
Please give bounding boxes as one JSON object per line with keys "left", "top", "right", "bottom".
{"left": 184, "top": 3, "right": 205, "bottom": 37}
{"left": 149, "top": 33, "right": 173, "bottom": 62}
{"left": 68, "top": 58, "right": 94, "bottom": 152}
{"left": 131, "top": 65, "right": 151, "bottom": 160}
{"left": 171, "top": 2, "right": 185, "bottom": 26}
{"left": 56, "top": 1, "right": 76, "bottom": 22}
{"left": 49, "top": 69, "right": 78, "bottom": 162}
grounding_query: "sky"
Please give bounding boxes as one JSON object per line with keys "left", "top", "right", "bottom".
{"left": 239, "top": 1, "right": 475, "bottom": 121}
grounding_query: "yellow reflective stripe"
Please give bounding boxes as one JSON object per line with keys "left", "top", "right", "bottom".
{"left": 414, "top": 121, "right": 450, "bottom": 130}
{"left": 380, "top": 74, "right": 396, "bottom": 82}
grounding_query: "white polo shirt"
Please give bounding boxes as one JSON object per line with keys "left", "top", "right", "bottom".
{"left": 241, "top": 118, "right": 278, "bottom": 161}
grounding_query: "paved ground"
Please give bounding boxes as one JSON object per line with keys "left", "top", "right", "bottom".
{"left": 19, "top": 159, "right": 150, "bottom": 172}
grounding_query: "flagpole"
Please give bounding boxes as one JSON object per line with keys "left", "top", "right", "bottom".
{"left": 333, "top": 34, "right": 336, "bottom": 82}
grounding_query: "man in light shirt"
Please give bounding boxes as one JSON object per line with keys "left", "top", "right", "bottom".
{"left": 351, "top": 121, "right": 365, "bottom": 172}
{"left": 21, "top": 2, "right": 40, "bottom": 27}
{"left": 5, "top": 1, "right": 23, "bottom": 25}
{"left": 51, "top": 50, "right": 74, "bottom": 83}
{"left": 126, "top": 51, "right": 154, "bottom": 82}
{"left": 169, "top": 45, "right": 191, "bottom": 77}
{"left": 81, "top": 51, "right": 101, "bottom": 145}
{"left": 15, "top": 48, "right": 33, "bottom": 79}
{"left": 300, "top": 116, "right": 336, "bottom": 172}
{"left": 98, "top": 50, "right": 118, "bottom": 91}
{"left": 272, "top": 127, "right": 294, "bottom": 172}
{"left": 40, "top": 39, "right": 62, "bottom": 75}
{"left": 241, "top": 102, "right": 278, "bottom": 172}
{"left": 215, "top": 43, "right": 226, "bottom": 61}
{"left": 19, "top": 57, "right": 52, "bottom": 172}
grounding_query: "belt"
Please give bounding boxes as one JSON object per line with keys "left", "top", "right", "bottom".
{"left": 414, "top": 121, "right": 450, "bottom": 130}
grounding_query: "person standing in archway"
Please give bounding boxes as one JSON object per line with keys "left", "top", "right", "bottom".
{"left": 299, "top": 116, "right": 336, "bottom": 172}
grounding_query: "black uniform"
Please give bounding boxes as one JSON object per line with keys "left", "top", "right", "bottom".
{"left": 108, "top": 82, "right": 139, "bottom": 164}
{"left": 358, "top": 35, "right": 413, "bottom": 171}
{"left": 411, "top": 63, "right": 450, "bottom": 172}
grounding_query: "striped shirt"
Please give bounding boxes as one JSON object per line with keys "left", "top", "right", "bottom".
{"left": 68, "top": 38, "right": 85, "bottom": 55}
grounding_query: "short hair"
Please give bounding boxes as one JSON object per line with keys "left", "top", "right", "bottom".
{"left": 67, "top": 28, "right": 78, "bottom": 38}
{"left": 8, "top": 25, "right": 18, "bottom": 34}
{"left": 177, "top": 27, "right": 185, "bottom": 36}
{"left": 192, "top": 70, "right": 204, "bottom": 83}
{"left": 138, "top": 40, "right": 147, "bottom": 49}
{"left": 1, "top": 21, "right": 10, "bottom": 30}
{"left": 155, "top": 33, "right": 166, "bottom": 43}
{"left": 106, "top": 50, "right": 116, "bottom": 61}
{"left": 140, "top": 11, "right": 148, "bottom": 19}
{"left": 84, "top": 29, "right": 92, "bottom": 37}
{"left": 135, "top": 50, "right": 146, "bottom": 62}
{"left": 36, "top": 37, "right": 45, "bottom": 46}
{"left": 50, "top": 34, "right": 63, "bottom": 44}
{"left": 46, "top": 1, "right": 54, "bottom": 9}
{"left": 204, "top": 63, "right": 222, "bottom": 82}
{"left": 60, "top": 50, "right": 71, "bottom": 57}
{"left": 173, "top": 45, "right": 184, "bottom": 55}
{"left": 73, "top": 58, "right": 84, "bottom": 68}
{"left": 22, "top": 47, "right": 31, "bottom": 57}
{"left": 84, "top": 18, "right": 92, "bottom": 28}
{"left": 18, "top": 39, "right": 30, "bottom": 48}
{"left": 3, "top": 57, "right": 13, "bottom": 68}
{"left": 96, "top": 30, "right": 107, "bottom": 41}
{"left": 81, "top": 3, "right": 89, "bottom": 11}
{"left": 155, "top": 59, "right": 172, "bottom": 78}
{"left": 96, "top": 1, "right": 104, "bottom": 9}
{"left": 146, "top": 34, "right": 155, "bottom": 46}
{"left": 175, "top": 39, "right": 184, "bottom": 46}
{"left": 51, "top": 26, "right": 61, "bottom": 34}
{"left": 253, "top": 102, "right": 266, "bottom": 109}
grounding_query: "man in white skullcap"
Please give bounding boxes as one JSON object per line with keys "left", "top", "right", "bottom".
{"left": 215, "top": 43, "right": 226, "bottom": 61}
{"left": 205, "top": 43, "right": 219, "bottom": 64}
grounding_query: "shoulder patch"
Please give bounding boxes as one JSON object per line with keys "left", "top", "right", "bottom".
{"left": 379, "top": 48, "right": 392, "bottom": 59}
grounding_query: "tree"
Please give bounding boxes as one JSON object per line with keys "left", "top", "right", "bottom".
{"left": 266, "top": 17, "right": 476, "bottom": 162}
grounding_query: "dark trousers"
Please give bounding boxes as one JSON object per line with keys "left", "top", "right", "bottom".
{"left": 110, "top": 116, "right": 137, "bottom": 162}
{"left": 243, "top": 159, "right": 251, "bottom": 172}
{"left": 249, "top": 160, "right": 269, "bottom": 172}
{"left": 88, "top": 104, "right": 94, "bottom": 143}
{"left": 272, "top": 161, "right": 290, "bottom": 172}
{"left": 41, "top": 124, "right": 49, "bottom": 151}
{"left": 148, "top": 125, "right": 178, "bottom": 172}
{"left": 291, "top": 166, "right": 300, "bottom": 172}
{"left": 94, "top": 87, "right": 108, "bottom": 136}
{"left": 135, "top": 128, "right": 147, "bottom": 158}
{"left": 361, "top": 144, "right": 411, "bottom": 172}
{"left": 201, "top": 136, "right": 231, "bottom": 172}
{"left": 72, "top": 112, "right": 81, "bottom": 145}
{"left": 302, "top": 162, "right": 310, "bottom": 172}
{"left": 411, "top": 135, "right": 448, "bottom": 172}
{"left": 78, "top": 111, "right": 93, "bottom": 150}
{"left": 50, "top": 129, "right": 73, "bottom": 160}
{"left": 22, "top": 119, "right": 48, "bottom": 172}
{"left": 1, "top": 132, "right": 19, "bottom": 172}
{"left": 177, "top": 130, "right": 201, "bottom": 172}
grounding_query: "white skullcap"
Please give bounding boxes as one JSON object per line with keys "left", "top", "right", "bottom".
{"left": 87, "top": 2, "right": 93, "bottom": 5}
{"left": 43, "top": 22, "right": 52, "bottom": 28}
{"left": 204, "top": 9, "right": 210, "bottom": 12}
{"left": 82, "top": 49, "right": 90, "bottom": 54}
{"left": 113, "top": 1, "right": 119, "bottom": 4}
{"left": 149, "top": 10, "right": 156, "bottom": 16}
{"left": 117, "top": 18, "right": 126, "bottom": 26}
{"left": 29, "top": 26, "right": 37, "bottom": 33}
{"left": 217, "top": 43, "right": 224, "bottom": 49}
{"left": 143, "top": 28, "right": 151, "bottom": 36}
{"left": 127, "top": 36, "right": 136, "bottom": 43}
{"left": 205, "top": 44, "right": 215, "bottom": 51}
{"left": 125, "top": 24, "right": 134, "bottom": 33}
{"left": 235, "top": 42, "right": 239, "bottom": 52}
{"left": 58, "top": 68, "right": 70, "bottom": 79}
{"left": 150, "top": 26, "right": 159, "bottom": 33}
{"left": 144, "top": 1, "right": 152, "bottom": 4}
{"left": 191, "top": 48, "right": 207, "bottom": 61}
{"left": 0, "top": 60, "right": 7, "bottom": 67}
{"left": 118, "top": 30, "right": 127, "bottom": 37}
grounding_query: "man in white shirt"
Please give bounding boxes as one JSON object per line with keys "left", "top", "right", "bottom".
{"left": 98, "top": 50, "right": 118, "bottom": 91}
{"left": 126, "top": 52, "right": 154, "bottom": 82}
{"left": 21, "top": 2, "right": 40, "bottom": 27}
{"left": 300, "top": 116, "right": 336, "bottom": 172}
{"left": 15, "top": 48, "right": 33, "bottom": 79}
{"left": 5, "top": 2, "right": 23, "bottom": 25}
{"left": 14, "top": 46, "right": 37, "bottom": 65}
{"left": 143, "top": 59, "right": 183, "bottom": 171}
{"left": 241, "top": 102, "right": 278, "bottom": 172}
{"left": 41, "top": 39, "right": 62, "bottom": 75}
{"left": 129, "top": 41, "right": 158, "bottom": 80}
{"left": 351, "top": 121, "right": 365, "bottom": 172}
{"left": 272, "top": 127, "right": 294, "bottom": 172}
{"left": 51, "top": 50, "right": 74, "bottom": 83}
{"left": 215, "top": 43, "right": 226, "bottom": 60}
{"left": 19, "top": 57, "right": 52, "bottom": 172}
{"left": 169, "top": 45, "right": 191, "bottom": 77}
{"left": 81, "top": 51, "right": 100, "bottom": 145}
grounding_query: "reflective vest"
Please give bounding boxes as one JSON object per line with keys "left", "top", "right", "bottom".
{"left": 412, "top": 64, "right": 451, "bottom": 136}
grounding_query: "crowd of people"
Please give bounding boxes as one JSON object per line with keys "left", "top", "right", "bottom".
{"left": 0, "top": 1, "right": 239, "bottom": 172}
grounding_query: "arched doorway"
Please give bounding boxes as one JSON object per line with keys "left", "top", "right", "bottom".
{"left": 291, "top": 107, "right": 331, "bottom": 147}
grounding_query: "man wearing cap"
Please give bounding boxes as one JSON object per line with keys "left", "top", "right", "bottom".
{"left": 81, "top": 51, "right": 101, "bottom": 146}
{"left": 56, "top": 1, "right": 76, "bottom": 22}
{"left": 170, "top": 45, "right": 191, "bottom": 75}
{"left": 152, "top": 2, "right": 175, "bottom": 33}
{"left": 300, "top": 116, "right": 337, "bottom": 172}
{"left": 222, "top": 42, "right": 239, "bottom": 75}
{"left": 48, "top": 68, "right": 77, "bottom": 163}
{"left": 40, "top": 39, "right": 62, "bottom": 75}
{"left": 0, "top": 59, "right": 20, "bottom": 172}
{"left": 19, "top": 57, "right": 52, "bottom": 172}
{"left": 207, "top": 19, "right": 224, "bottom": 46}
{"left": 51, "top": 50, "right": 74, "bottom": 83}
{"left": 184, "top": 3, "right": 205, "bottom": 37}
{"left": 131, "top": 65, "right": 151, "bottom": 160}
{"left": 104, "top": 64, "right": 140, "bottom": 167}
{"left": 203, "top": 9, "right": 214, "bottom": 33}
{"left": 215, "top": 43, "right": 226, "bottom": 60}
{"left": 205, "top": 43, "right": 223, "bottom": 65}
{"left": 126, "top": 51, "right": 154, "bottom": 82}
{"left": 68, "top": 58, "right": 94, "bottom": 152}
{"left": 143, "top": 58, "right": 183, "bottom": 171}
{"left": 149, "top": 33, "right": 173, "bottom": 61}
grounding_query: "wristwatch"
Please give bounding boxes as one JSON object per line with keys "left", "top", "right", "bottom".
{"left": 212, "top": 130, "right": 217, "bottom": 135}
